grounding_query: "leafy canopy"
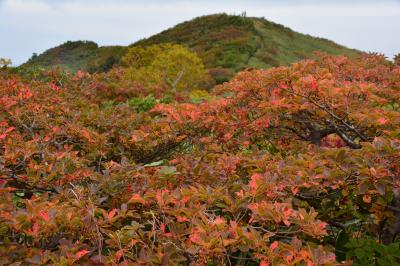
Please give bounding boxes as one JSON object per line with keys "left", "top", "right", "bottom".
{"left": 0, "top": 53, "right": 399, "bottom": 265}
{"left": 123, "top": 43, "right": 210, "bottom": 92}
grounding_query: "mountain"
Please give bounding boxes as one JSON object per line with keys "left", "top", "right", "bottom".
{"left": 20, "top": 14, "right": 360, "bottom": 81}
{"left": 134, "top": 14, "right": 359, "bottom": 82}
{"left": 21, "top": 41, "right": 127, "bottom": 73}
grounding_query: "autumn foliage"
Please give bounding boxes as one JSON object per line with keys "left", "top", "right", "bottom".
{"left": 0, "top": 53, "right": 399, "bottom": 265}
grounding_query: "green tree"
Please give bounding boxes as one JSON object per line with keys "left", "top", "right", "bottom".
{"left": 123, "top": 44, "right": 209, "bottom": 92}
{"left": 121, "top": 45, "right": 163, "bottom": 69}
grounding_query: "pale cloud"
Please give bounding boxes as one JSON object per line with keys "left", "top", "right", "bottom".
{"left": 1, "top": 0, "right": 399, "bottom": 65}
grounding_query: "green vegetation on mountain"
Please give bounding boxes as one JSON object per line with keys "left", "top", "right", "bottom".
{"left": 21, "top": 41, "right": 127, "bottom": 73}
{"left": 20, "top": 14, "right": 360, "bottom": 83}
{"left": 136, "top": 14, "right": 359, "bottom": 82}
{"left": 122, "top": 43, "right": 210, "bottom": 92}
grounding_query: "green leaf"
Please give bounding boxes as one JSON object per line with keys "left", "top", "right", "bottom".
{"left": 335, "top": 230, "right": 350, "bottom": 262}
{"left": 144, "top": 160, "right": 164, "bottom": 167}
{"left": 159, "top": 166, "right": 177, "bottom": 176}
{"left": 377, "top": 258, "right": 392, "bottom": 266}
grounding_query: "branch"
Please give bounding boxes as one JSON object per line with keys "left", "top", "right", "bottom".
{"left": 3, "top": 174, "right": 58, "bottom": 195}
{"left": 329, "top": 121, "right": 362, "bottom": 149}
{"left": 166, "top": 69, "right": 185, "bottom": 93}
{"left": 281, "top": 126, "right": 308, "bottom": 141}
{"left": 281, "top": 86, "right": 369, "bottom": 142}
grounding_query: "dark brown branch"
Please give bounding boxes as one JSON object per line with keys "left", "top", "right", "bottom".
{"left": 3, "top": 174, "right": 58, "bottom": 196}
{"left": 281, "top": 86, "right": 369, "bottom": 142}
{"left": 282, "top": 126, "right": 308, "bottom": 141}
{"left": 329, "top": 121, "right": 362, "bottom": 149}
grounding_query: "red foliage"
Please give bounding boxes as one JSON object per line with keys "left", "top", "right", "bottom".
{"left": 0, "top": 53, "right": 399, "bottom": 265}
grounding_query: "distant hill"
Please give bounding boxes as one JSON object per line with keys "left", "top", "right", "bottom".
{"left": 21, "top": 14, "right": 360, "bottom": 81}
{"left": 135, "top": 14, "right": 360, "bottom": 82}
{"left": 21, "top": 41, "right": 127, "bottom": 73}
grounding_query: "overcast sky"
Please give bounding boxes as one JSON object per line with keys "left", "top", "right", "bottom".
{"left": 1, "top": 0, "right": 399, "bottom": 65}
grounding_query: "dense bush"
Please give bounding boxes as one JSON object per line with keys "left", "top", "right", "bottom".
{"left": 123, "top": 44, "right": 211, "bottom": 92}
{"left": 0, "top": 53, "right": 399, "bottom": 265}
{"left": 127, "top": 94, "right": 157, "bottom": 112}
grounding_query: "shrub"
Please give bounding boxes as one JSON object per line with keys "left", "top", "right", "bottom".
{"left": 123, "top": 44, "right": 209, "bottom": 92}
{"left": 127, "top": 94, "right": 157, "bottom": 112}
{"left": 0, "top": 54, "right": 399, "bottom": 265}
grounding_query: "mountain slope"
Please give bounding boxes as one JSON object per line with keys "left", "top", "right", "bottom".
{"left": 21, "top": 14, "right": 360, "bottom": 81}
{"left": 21, "top": 41, "right": 127, "bottom": 73}
{"left": 135, "top": 14, "right": 359, "bottom": 82}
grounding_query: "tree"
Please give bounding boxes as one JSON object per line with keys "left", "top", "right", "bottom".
{"left": 121, "top": 45, "right": 162, "bottom": 69}
{"left": 0, "top": 58, "right": 12, "bottom": 69}
{"left": 0, "top": 53, "right": 399, "bottom": 265}
{"left": 123, "top": 44, "right": 210, "bottom": 92}
{"left": 395, "top": 53, "right": 400, "bottom": 66}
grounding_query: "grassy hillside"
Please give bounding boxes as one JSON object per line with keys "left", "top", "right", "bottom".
{"left": 21, "top": 41, "right": 127, "bottom": 73}
{"left": 21, "top": 14, "right": 360, "bottom": 81}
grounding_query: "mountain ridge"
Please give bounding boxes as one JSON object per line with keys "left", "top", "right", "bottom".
{"left": 20, "top": 13, "right": 360, "bottom": 81}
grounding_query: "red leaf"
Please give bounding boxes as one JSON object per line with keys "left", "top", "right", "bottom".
{"left": 249, "top": 173, "right": 263, "bottom": 192}
{"left": 129, "top": 193, "right": 147, "bottom": 205}
{"left": 213, "top": 216, "right": 226, "bottom": 225}
{"left": 177, "top": 216, "right": 190, "bottom": 222}
{"left": 377, "top": 117, "right": 388, "bottom": 125}
{"left": 311, "top": 79, "right": 317, "bottom": 91}
{"left": 27, "top": 222, "right": 39, "bottom": 236}
{"left": 270, "top": 241, "right": 279, "bottom": 251}
{"left": 363, "top": 194, "right": 372, "bottom": 203}
{"left": 75, "top": 250, "right": 90, "bottom": 260}
{"left": 243, "top": 140, "right": 250, "bottom": 147}
{"left": 5, "top": 127, "right": 15, "bottom": 133}
{"left": 107, "top": 208, "right": 117, "bottom": 220}
{"left": 38, "top": 210, "right": 50, "bottom": 222}
{"left": 115, "top": 250, "right": 124, "bottom": 261}
{"left": 0, "top": 127, "right": 14, "bottom": 140}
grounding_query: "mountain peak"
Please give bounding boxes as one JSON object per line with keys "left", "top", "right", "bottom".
{"left": 21, "top": 13, "right": 359, "bottom": 81}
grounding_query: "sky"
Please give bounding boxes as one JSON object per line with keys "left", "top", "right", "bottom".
{"left": 1, "top": 0, "right": 399, "bottom": 65}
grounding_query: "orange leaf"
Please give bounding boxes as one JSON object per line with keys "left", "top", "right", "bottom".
{"left": 115, "top": 250, "right": 124, "bottom": 261}
{"left": 107, "top": 208, "right": 117, "bottom": 220}
{"left": 249, "top": 173, "right": 263, "bottom": 191}
{"left": 363, "top": 195, "right": 371, "bottom": 204}
{"left": 0, "top": 127, "right": 14, "bottom": 140}
{"left": 213, "top": 216, "right": 226, "bottom": 226}
{"left": 311, "top": 79, "right": 318, "bottom": 91}
{"left": 177, "top": 216, "right": 190, "bottom": 222}
{"left": 377, "top": 117, "right": 388, "bottom": 125}
{"left": 75, "top": 250, "right": 90, "bottom": 260}
{"left": 129, "top": 193, "right": 147, "bottom": 205}
{"left": 38, "top": 210, "right": 50, "bottom": 222}
{"left": 270, "top": 241, "right": 279, "bottom": 251}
